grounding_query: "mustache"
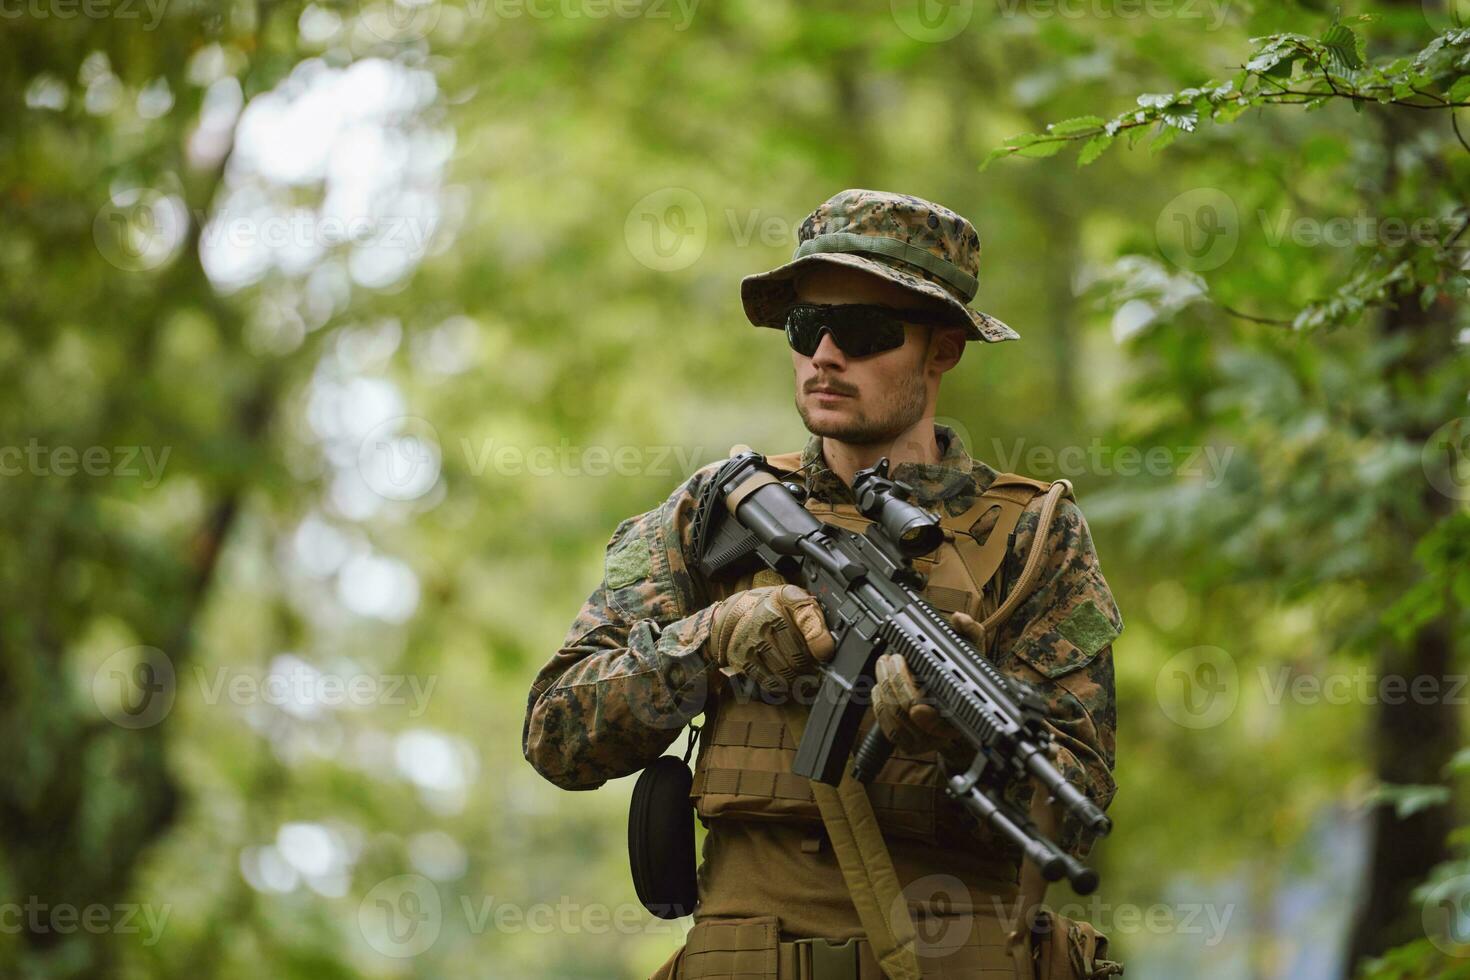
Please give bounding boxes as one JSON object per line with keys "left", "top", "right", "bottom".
{"left": 804, "top": 378, "right": 859, "bottom": 397}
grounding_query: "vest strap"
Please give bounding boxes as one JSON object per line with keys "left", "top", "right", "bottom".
{"left": 978, "top": 479, "right": 1073, "bottom": 637}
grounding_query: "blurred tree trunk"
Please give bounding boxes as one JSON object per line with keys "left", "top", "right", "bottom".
{"left": 834, "top": 60, "right": 879, "bottom": 190}
{"left": 947, "top": 42, "right": 1080, "bottom": 425}
{"left": 1346, "top": 101, "right": 1461, "bottom": 968}
{"left": 1022, "top": 170, "right": 1080, "bottom": 425}
{"left": 0, "top": 38, "right": 273, "bottom": 970}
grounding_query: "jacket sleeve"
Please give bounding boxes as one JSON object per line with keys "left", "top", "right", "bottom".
{"left": 522, "top": 464, "right": 720, "bottom": 790}
{"left": 988, "top": 496, "right": 1122, "bottom": 859}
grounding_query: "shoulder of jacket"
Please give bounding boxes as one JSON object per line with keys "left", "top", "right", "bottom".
{"left": 764, "top": 450, "right": 804, "bottom": 474}
{"left": 979, "top": 472, "right": 1075, "bottom": 505}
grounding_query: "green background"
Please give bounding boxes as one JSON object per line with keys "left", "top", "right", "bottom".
{"left": 2, "top": 0, "right": 1469, "bottom": 976}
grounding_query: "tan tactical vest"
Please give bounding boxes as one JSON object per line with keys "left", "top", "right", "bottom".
{"left": 689, "top": 450, "right": 1059, "bottom": 846}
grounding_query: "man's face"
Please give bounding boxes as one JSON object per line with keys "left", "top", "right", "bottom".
{"left": 789, "top": 264, "right": 964, "bottom": 446}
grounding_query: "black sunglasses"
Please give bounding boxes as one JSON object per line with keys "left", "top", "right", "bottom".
{"left": 783, "top": 303, "right": 951, "bottom": 358}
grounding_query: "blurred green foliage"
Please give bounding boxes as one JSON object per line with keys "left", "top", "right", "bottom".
{"left": 1, "top": 0, "right": 1468, "bottom": 977}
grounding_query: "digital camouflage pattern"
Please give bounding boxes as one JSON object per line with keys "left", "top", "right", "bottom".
{"left": 705, "top": 584, "right": 835, "bottom": 693}
{"left": 522, "top": 425, "right": 1121, "bottom": 857}
{"left": 740, "top": 188, "right": 1021, "bottom": 343}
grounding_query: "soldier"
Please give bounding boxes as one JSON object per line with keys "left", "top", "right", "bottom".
{"left": 523, "top": 189, "right": 1123, "bottom": 979}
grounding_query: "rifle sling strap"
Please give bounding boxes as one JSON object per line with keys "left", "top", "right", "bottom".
{"left": 782, "top": 701, "right": 923, "bottom": 980}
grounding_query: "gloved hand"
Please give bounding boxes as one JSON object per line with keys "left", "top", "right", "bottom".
{"left": 706, "top": 583, "right": 835, "bottom": 693}
{"left": 872, "top": 610, "right": 987, "bottom": 759}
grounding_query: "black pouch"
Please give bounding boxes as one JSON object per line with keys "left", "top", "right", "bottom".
{"left": 628, "top": 728, "right": 700, "bottom": 919}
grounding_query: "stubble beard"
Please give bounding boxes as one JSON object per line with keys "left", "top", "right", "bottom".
{"left": 796, "top": 367, "right": 930, "bottom": 447}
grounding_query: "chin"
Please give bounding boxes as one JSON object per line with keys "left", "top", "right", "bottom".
{"left": 800, "top": 410, "right": 868, "bottom": 442}
{"left": 799, "top": 400, "right": 849, "bottom": 425}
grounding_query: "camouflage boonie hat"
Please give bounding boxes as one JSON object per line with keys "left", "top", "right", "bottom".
{"left": 741, "top": 188, "right": 1019, "bottom": 343}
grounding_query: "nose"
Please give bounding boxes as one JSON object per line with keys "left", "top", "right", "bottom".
{"left": 810, "top": 329, "right": 847, "bottom": 371}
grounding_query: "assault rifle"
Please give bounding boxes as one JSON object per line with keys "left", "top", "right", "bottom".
{"left": 692, "top": 448, "right": 1110, "bottom": 893}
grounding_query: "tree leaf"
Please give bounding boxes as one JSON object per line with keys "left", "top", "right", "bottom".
{"left": 1016, "top": 139, "right": 1067, "bottom": 159}
{"left": 1447, "top": 748, "right": 1470, "bottom": 778}
{"left": 1048, "top": 115, "right": 1105, "bottom": 135}
{"left": 977, "top": 146, "right": 1013, "bottom": 172}
{"left": 1214, "top": 100, "right": 1250, "bottom": 123}
{"left": 1368, "top": 783, "right": 1452, "bottom": 819}
{"left": 1150, "top": 124, "right": 1181, "bottom": 154}
{"left": 1321, "top": 21, "right": 1365, "bottom": 72}
{"left": 1078, "top": 133, "right": 1115, "bottom": 167}
{"left": 1162, "top": 109, "right": 1199, "bottom": 131}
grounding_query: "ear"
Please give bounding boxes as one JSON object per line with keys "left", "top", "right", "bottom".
{"left": 927, "top": 326, "right": 966, "bottom": 374}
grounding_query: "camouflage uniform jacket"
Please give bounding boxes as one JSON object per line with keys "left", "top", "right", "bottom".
{"left": 523, "top": 425, "right": 1122, "bottom": 857}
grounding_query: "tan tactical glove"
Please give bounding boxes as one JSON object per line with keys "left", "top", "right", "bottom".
{"left": 706, "top": 583, "right": 835, "bottom": 693}
{"left": 872, "top": 610, "right": 987, "bottom": 759}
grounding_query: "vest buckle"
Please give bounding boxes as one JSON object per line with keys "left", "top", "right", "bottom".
{"left": 794, "top": 936, "right": 861, "bottom": 980}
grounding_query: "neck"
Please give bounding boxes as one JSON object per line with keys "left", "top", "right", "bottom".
{"left": 822, "top": 418, "right": 941, "bottom": 488}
